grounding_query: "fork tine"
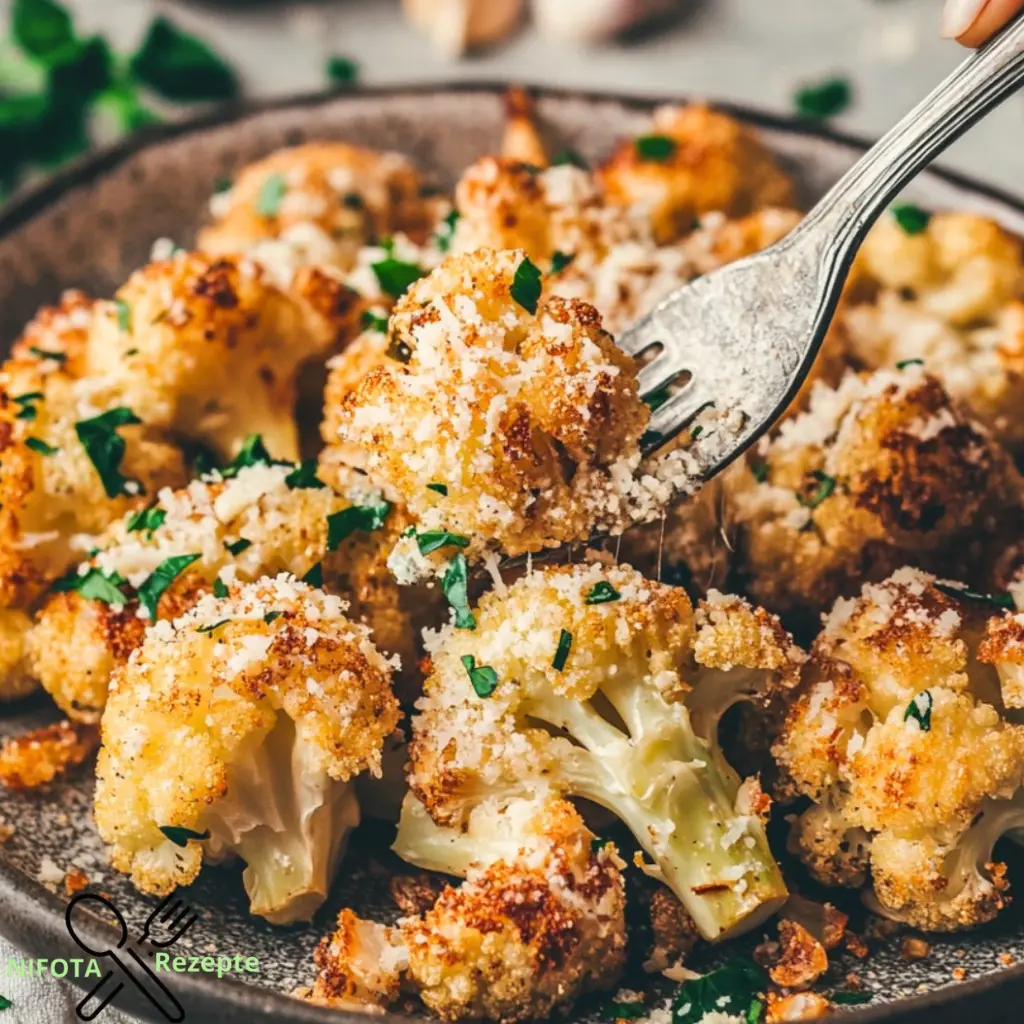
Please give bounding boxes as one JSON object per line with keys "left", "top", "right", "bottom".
{"left": 615, "top": 318, "right": 665, "bottom": 358}
{"left": 637, "top": 353, "right": 686, "bottom": 399}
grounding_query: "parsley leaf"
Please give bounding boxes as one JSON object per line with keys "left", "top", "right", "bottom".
{"left": 219, "top": 434, "right": 283, "bottom": 477}
{"left": 130, "top": 16, "right": 238, "bottom": 102}
{"left": 416, "top": 530, "right": 470, "bottom": 555}
{"left": 326, "top": 502, "right": 392, "bottom": 550}
{"left": 302, "top": 562, "right": 323, "bottom": 587}
{"left": 441, "top": 553, "right": 475, "bottom": 630}
{"left": 326, "top": 56, "right": 359, "bottom": 86}
{"left": 590, "top": 837, "right": 609, "bottom": 852}
{"left": 136, "top": 553, "right": 200, "bottom": 618}
{"left": 0, "top": 992, "right": 11, "bottom": 1010}
{"left": 892, "top": 203, "right": 931, "bottom": 236}
{"left": 28, "top": 346, "right": 66, "bottom": 363}
{"left": 371, "top": 257, "right": 425, "bottom": 298}
{"left": 12, "top": 392, "right": 42, "bottom": 420}
{"left": 634, "top": 134, "right": 677, "bottom": 161}
{"left": 114, "top": 298, "right": 131, "bottom": 333}
{"left": 934, "top": 582, "right": 1015, "bottom": 609}
{"left": 585, "top": 582, "right": 621, "bottom": 605}
{"left": 212, "top": 577, "right": 228, "bottom": 599}
{"left": 510, "top": 256, "right": 542, "bottom": 314}
{"left": 51, "top": 566, "right": 127, "bottom": 604}
{"left": 284, "top": 460, "right": 326, "bottom": 490}
{"left": 427, "top": 483, "right": 448, "bottom": 496}
{"left": 671, "top": 959, "right": 765, "bottom": 1024}
{"left": 25, "top": 436, "right": 58, "bottom": 455}
{"left": 796, "top": 470, "right": 835, "bottom": 509}
{"left": 159, "top": 825, "right": 210, "bottom": 848}
{"left": 795, "top": 77, "right": 852, "bottom": 120}
{"left": 224, "top": 538, "right": 251, "bottom": 556}
{"left": 434, "top": 209, "right": 460, "bottom": 253}
{"left": 126, "top": 503, "right": 166, "bottom": 535}
{"left": 263, "top": 611, "right": 281, "bottom": 624}
{"left": 644, "top": 388, "right": 670, "bottom": 412}
{"left": 360, "top": 310, "right": 389, "bottom": 334}
{"left": 255, "top": 173, "right": 287, "bottom": 218}
{"left": 904, "top": 690, "right": 933, "bottom": 732}
{"left": 75, "top": 406, "right": 143, "bottom": 498}
{"left": 550, "top": 250, "right": 575, "bottom": 274}
{"left": 461, "top": 654, "right": 498, "bottom": 697}
{"left": 552, "top": 148, "right": 588, "bottom": 169}
{"left": 553, "top": 628, "right": 573, "bottom": 671}
{"left": 751, "top": 459, "right": 769, "bottom": 483}
{"left": 13, "top": 0, "right": 74, "bottom": 62}
{"left": 896, "top": 358, "right": 924, "bottom": 370}
{"left": 605, "top": 1004, "right": 646, "bottom": 1021}
{"left": 197, "top": 619, "right": 229, "bottom": 634}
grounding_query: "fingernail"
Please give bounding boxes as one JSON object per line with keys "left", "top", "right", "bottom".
{"left": 941, "top": 0, "right": 989, "bottom": 38}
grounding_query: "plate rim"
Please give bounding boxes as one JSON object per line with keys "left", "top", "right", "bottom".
{"left": 2, "top": 80, "right": 1024, "bottom": 1024}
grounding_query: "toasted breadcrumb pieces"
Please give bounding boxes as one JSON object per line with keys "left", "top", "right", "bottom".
{"left": 0, "top": 720, "right": 98, "bottom": 790}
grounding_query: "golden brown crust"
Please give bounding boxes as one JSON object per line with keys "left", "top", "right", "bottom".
{"left": 0, "top": 720, "right": 98, "bottom": 790}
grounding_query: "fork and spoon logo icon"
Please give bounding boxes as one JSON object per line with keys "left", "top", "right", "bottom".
{"left": 65, "top": 891, "right": 197, "bottom": 1021}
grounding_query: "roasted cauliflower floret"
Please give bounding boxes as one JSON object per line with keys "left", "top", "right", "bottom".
{"left": 327, "top": 247, "right": 706, "bottom": 578}
{"left": 775, "top": 567, "right": 1024, "bottom": 931}
{"left": 95, "top": 574, "right": 400, "bottom": 923}
{"left": 731, "top": 366, "right": 1023, "bottom": 624}
{"left": 842, "top": 210, "right": 1024, "bottom": 449}
{"left": 598, "top": 104, "right": 795, "bottom": 244}
{"left": 29, "top": 453, "right": 414, "bottom": 722}
{"left": 406, "top": 562, "right": 803, "bottom": 941}
{"left": 198, "top": 142, "right": 437, "bottom": 273}
{"left": 311, "top": 797, "right": 627, "bottom": 1023}
{"left": 86, "top": 251, "right": 360, "bottom": 462}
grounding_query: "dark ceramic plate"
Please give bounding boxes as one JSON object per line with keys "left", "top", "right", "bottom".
{"left": 3, "top": 85, "right": 1024, "bottom": 1024}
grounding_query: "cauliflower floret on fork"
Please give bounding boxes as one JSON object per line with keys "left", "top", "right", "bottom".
{"left": 327, "top": 246, "right": 709, "bottom": 582}
{"left": 403, "top": 562, "right": 804, "bottom": 942}
{"left": 840, "top": 210, "right": 1024, "bottom": 450}
{"left": 731, "top": 365, "right": 1024, "bottom": 626}
{"left": 29, "top": 453, "right": 415, "bottom": 722}
{"left": 94, "top": 574, "right": 400, "bottom": 924}
{"left": 310, "top": 797, "right": 627, "bottom": 1023}
{"left": 774, "top": 567, "right": 1024, "bottom": 931}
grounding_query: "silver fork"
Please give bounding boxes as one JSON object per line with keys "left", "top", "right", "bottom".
{"left": 624, "top": 11, "right": 1024, "bottom": 476}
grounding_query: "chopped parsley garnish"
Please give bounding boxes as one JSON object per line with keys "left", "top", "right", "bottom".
{"left": 831, "top": 991, "right": 873, "bottom": 1005}
{"left": 255, "top": 173, "right": 287, "bottom": 218}
{"left": 892, "top": 203, "right": 931, "bottom": 236}
{"left": 51, "top": 566, "right": 127, "bottom": 604}
{"left": 302, "top": 562, "right": 323, "bottom": 587}
{"left": 326, "top": 501, "right": 392, "bottom": 550}
{"left": 263, "top": 611, "right": 281, "bottom": 624}
{"left": 904, "top": 690, "right": 933, "bottom": 732}
{"left": 442, "top": 553, "right": 475, "bottom": 630}
{"left": 550, "top": 250, "right": 575, "bottom": 274}
{"left": 690, "top": 424, "right": 704, "bottom": 440}
{"left": 342, "top": 192, "right": 363, "bottom": 209}
{"left": 585, "top": 581, "right": 621, "bottom": 605}
{"left": 131, "top": 17, "right": 238, "bottom": 101}
{"left": 360, "top": 310, "right": 389, "bottom": 334}
{"left": 159, "top": 825, "right": 210, "bottom": 848}
{"left": 751, "top": 459, "right": 769, "bottom": 483}
{"left": 126, "top": 503, "right": 166, "bottom": 535}
{"left": 224, "top": 538, "right": 251, "bottom": 556}
{"left": 796, "top": 470, "right": 836, "bottom": 509}
{"left": 461, "top": 654, "right": 498, "bottom": 698}
{"left": 372, "top": 257, "right": 426, "bottom": 299}
{"left": 746, "top": 1000, "right": 763, "bottom": 1024}
{"left": 212, "top": 577, "right": 229, "bottom": 599}
{"left": 794, "top": 77, "right": 852, "bottom": 120}
{"left": 13, "top": 0, "right": 74, "bottom": 60}
{"left": 510, "top": 256, "right": 543, "bottom": 314}
{"left": 136, "top": 553, "right": 201, "bottom": 618}
{"left": 645, "top": 388, "right": 670, "bottom": 412}
{"left": 416, "top": 530, "right": 470, "bottom": 555}
{"left": 671, "top": 958, "right": 765, "bottom": 1024}
{"left": 28, "top": 346, "right": 66, "bottom": 363}
{"left": 427, "top": 483, "right": 448, "bottom": 496}
{"left": 590, "top": 837, "right": 609, "bottom": 852}
{"left": 75, "top": 406, "right": 143, "bottom": 498}
{"left": 896, "top": 358, "right": 924, "bottom": 370}
{"left": 12, "top": 392, "right": 43, "bottom": 420}
{"left": 634, "top": 134, "right": 677, "bottom": 161}
{"left": 552, "top": 148, "right": 588, "bottom": 169}
{"left": 0, "top": 993, "right": 10, "bottom": 1010}
{"left": 219, "top": 434, "right": 287, "bottom": 478}
{"left": 552, "top": 628, "right": 573, "bottom": 671}
{"left": 213, "top": 177, "right": 232, "bottom": 195}
{"left": 196, "top": 619, "right": 229, "bottom": 634}
{"left": 640, "top": 428, "right": 664, "bottom": 449}
{"left": 934, "top": 582, "right": 1015, "bottom": 609}
{"left": 284, "top": 459, "right": 326, "bottom": 489}
{"left": 326, "top": 56, "right": 359, "bottom": 86}
{"left": 434, "top": 209, "right": 461, "bottom": 253}
{"left": 604, "top": 1003, "right": 646, "bottom": 1021}
{"left": 25, "top": 437, "right": 58, "bottom": 455}
{"left": 114, "top": 298, "right": 132, "bottom": 333}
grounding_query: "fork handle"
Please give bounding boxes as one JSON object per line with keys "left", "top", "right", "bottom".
{"left": 802, "top": 10, "right": 1024, "bottom": 259}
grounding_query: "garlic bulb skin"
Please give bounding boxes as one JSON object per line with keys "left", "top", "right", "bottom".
{"left": 532, "top": 0, "right": 677, "bottom": 42}
{"left": 402, "top": 0, "right": 526, "bottom": 57}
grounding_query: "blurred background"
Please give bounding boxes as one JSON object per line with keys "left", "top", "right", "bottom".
{"left": 0, "top": 0, "right": 1021, "bottom": 205}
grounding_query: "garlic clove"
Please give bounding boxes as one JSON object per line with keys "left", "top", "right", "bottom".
{"left": 402, "top": 0, "right": 526, "bottom": 58}
{"left": 531, "top": 0, "right": 677, "bottom": 43}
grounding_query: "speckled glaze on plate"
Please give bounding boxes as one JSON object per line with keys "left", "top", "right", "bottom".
{"left": 3, "top": 85, "right": 1024, "bottom": 1024}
